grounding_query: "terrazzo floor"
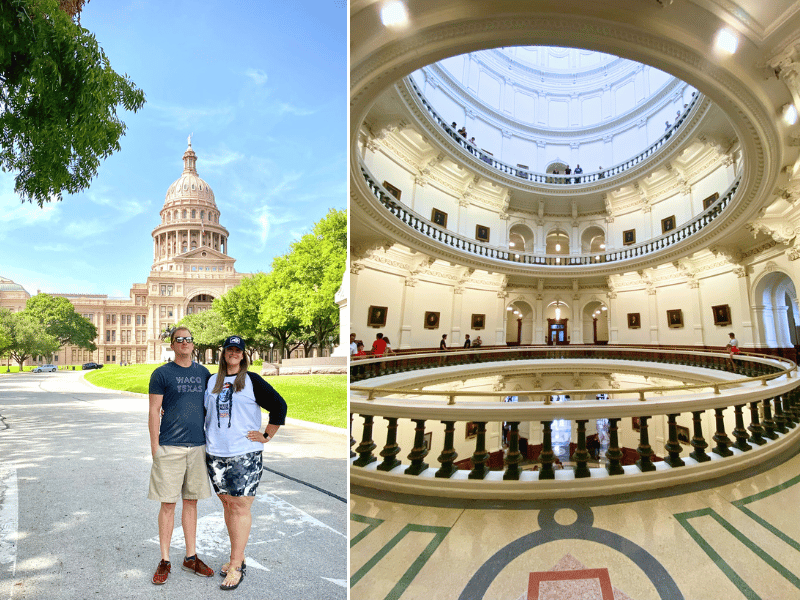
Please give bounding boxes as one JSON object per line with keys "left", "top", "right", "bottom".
{"left": 350, "top": 447, "right": 800, "bottom": 600}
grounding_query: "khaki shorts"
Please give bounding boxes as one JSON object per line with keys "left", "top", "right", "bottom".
{"left": 148, "top": 445, "right": 212, "bottom": 503}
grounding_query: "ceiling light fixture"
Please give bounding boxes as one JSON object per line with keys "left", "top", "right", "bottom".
{"left": 716, "top": 28, "right": 738, "bottom": 54}
{"left": 380, "top": 1, "right": 408, "bottom": 27}
{"left": 555, "top": 243, "right": 561, "bottom": 251}
{"left": 782, "top": 103, "right": 798, "bottom": 126}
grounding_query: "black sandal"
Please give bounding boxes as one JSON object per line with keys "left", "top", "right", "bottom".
{"left": 220, "top": 564, "right": 245, "bottom": 590}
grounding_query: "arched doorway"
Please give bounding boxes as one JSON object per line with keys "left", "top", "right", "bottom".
{"left": 508, "top": 223, "right": 534, "bottom": 256}
{"left": 186, "top": 293, "right": 214, "bottom": 315}
{"left": 546, "top": 299, "right": 570, "bottom": 345}
{"left": 583, "top": 300, "right": 609, "bottom": 344}
{"left": 754, "top": 272, "right": 799, "bottom": 348}
{"left": 505, "top": 300, "right": 534, "bottom": 345}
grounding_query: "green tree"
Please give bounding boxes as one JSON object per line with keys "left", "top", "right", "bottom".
{"left": 0, "top": 0, "right": 146, "bottom": 206}
{"left": 8, "top": 312, "right": 60, "bottom": 371}
{"left": 268, "top": 208, "right": 346, "bottom": 355}
{"left": 0, "top": 308, "right": 13, "bottom": 360}
{"left": 25, "top": 293, "right": 97, "bottom": 350}
{"left": 177, "top": 308, "right": 228, "bottom": 364}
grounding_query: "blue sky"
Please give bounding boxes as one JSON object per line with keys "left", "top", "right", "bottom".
{"left": 0, "top": 0, "right": 346, "bottom": 298}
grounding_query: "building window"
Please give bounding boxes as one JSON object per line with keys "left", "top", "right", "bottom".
{"left": 160, "top": 284, "right": 173, "bottom": 296}
{"left": 106, "top": 331, "right": 111, "bottom": 342}
{"left": 160, "top": 306, "right": 166, "bottom": 318}
{"left": 192, "top": 209, "right": 196, "bottom": 218}
{"left": 112, "top": 314, "right": 117, "bottom": 324}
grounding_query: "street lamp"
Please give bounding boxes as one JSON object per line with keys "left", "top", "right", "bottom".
{"left": 270, "top": 342, "right": 274, "bottom": 364}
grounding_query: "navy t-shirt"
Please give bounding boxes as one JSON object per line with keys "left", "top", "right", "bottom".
{"left": 149, "top": 361, "right": 211, "bottom": 446}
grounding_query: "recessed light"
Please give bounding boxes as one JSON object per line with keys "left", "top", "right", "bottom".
{"left": 716, "top": 29, "right": 738, "bottom": 54}
{"left": 782, "top": 103, "right": 798, "bottom": 126}
{"left": 381, "top": 1, "right": 408, "bottom": 27}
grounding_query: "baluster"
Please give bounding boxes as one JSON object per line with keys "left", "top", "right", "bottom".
{"left": 435, "top": 420, "right": 458, "bottom": 478}
{"left": 664, "top": 414, "right": 685, "bottom": 467}
{"left": 377, "top": 417, "right": 402, "bottom": 471}
{"left": 606, "top": 418, "right": 624, "bottom": 475}
{"left": 572, "top": 420, "right": 591, "bottom": 478}
{"left": 353, "top": 415, "right": 378, "bottom": 467}
{"left": 786, "top": 389, "right": 800, "bottom": 425}
{"left": 774, "top": 395, "right": 789, "bottom": 433}
{"left": 405, "top": 419, "right": 430, "bottom": 475}
{"left": 747, "top": 401, "right": 766, "bottom": 446}
{"left": 503, "top": 422, "right": 522, "bottom": 480}
{"left": 689, "top": 410, "right": 710, "bottom": 462}
{"left": 762, "top": 397, "right": 778, "bottom": 440}
{"left": 468, "top": 422, "right": 489, "bottom": 479}
{"left": 635, "top": 416, "right": 656, "bottom": 472}
{"left": 538, "top": 421, "right": 555, "bottom": 479}
{"left": 731, "top": 405, "right": 752, "bottom": 451}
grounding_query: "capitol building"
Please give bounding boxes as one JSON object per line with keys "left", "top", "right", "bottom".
{"left": 0, "top": 140, "right": 243, "bottom": 365}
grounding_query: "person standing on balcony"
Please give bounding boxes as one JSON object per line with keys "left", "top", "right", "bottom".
{"left": 726, "top": 332, "right": 740, "bottom": 370}
{"left": 440, "top": 334, "right": 448, "bottom": 351}
{"left": 371, "top": 333, "right": 388, "bottom": 356}
{"left": 463, "top": 334, "right": 471, "bottom": 348}
{"left": 574, "top": 164, "right": 583, "bottom": 182}
{"left": 473, "top": 336, "right": 482, "bottom": 347}
{"left": 350, "top": 333, "right": 358, "bottom": 355}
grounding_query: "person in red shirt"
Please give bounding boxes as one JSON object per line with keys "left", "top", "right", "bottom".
{"left": 372, "top": 333, "right": 388, "bottom": 356}
{"left": 353, "top": 342, "right": 366, "bottom": 357}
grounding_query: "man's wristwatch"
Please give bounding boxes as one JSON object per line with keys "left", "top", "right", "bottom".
{"left": 263, "top": 431, "right": 271, "bottom": 441}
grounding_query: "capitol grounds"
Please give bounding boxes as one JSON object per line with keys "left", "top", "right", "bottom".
{"left": 1, "top": 363, "right": 346, "bottom": 429}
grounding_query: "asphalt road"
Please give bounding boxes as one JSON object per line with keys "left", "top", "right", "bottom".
{"left": 0, "top": 370, "right": 348, "bottom": 600}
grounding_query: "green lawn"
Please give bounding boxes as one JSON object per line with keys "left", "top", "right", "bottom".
{"left": 85, "top": 364, "right": 346, "bottom": 429}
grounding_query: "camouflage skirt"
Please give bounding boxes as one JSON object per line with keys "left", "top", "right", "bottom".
{"left": 205, "top": 451, "right": 263, "bottom": 496}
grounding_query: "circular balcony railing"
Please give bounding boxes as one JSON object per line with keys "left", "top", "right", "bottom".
{"left": 405, "top": 75, "right": 702, "bottom": 185}
{"left": 350, "top": 347, "right": 800, "bottom": 499}
{"left": 361, "top": 160, "right": 738, "bottom": 268}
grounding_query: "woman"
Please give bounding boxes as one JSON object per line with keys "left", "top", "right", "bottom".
{"left": 204, "top": 335, "right": 287, "bottom": 590}
{"left": 726, "top": 332, "right": 740, "bottom": 370}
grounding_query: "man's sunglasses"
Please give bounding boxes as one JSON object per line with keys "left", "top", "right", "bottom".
{"left": 173, "top": 336, "right": 194, "bottom": 343}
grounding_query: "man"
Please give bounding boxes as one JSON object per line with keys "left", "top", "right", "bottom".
{"left": 372, "top": 332, "right": 388, "bottom": 356}
{"left": 463, "top": 334, "right": 471, "bottom": 349}
{"left": 148, "top": 327, "right": 214, "bottom": 584}
{"left": 350, "top": 333, "right": 358, "bottom": 355}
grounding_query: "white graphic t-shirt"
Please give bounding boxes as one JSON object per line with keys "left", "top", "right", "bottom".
{"left": 204, "top": 373, "right": 264, "bottom": 457}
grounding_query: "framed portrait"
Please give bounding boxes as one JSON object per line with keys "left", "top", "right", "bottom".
{"left": 382, "top": 181, "right": 401, "bottom": 201}
{"left": 702, "top": 192, "right": 719, "bottom": 210}
{"left": 677, "top": 425, "right": 691, "bottom": 445}
{"left": 475, "top": 224, "right": 490, "bottom": 242}
{"left": 431, "top": 208, "right": 448, "bottom": 228}
{"left": 465, "top": 422, "right": 478, "bottom": 439}
{"left": 471, "top": 314, "right": 486, "bottom": 330}
{"left": 661, "top": 215, "right": 676, "bottom": 233}
{"left": 623, "top": 229, "right": 636, "bottom": 246}
{"left": 367, "top": 305, "right": 388, "bottom": 328}
{"left": 424, "top": 311, "right": 440, "bottom": 329}
{"left": 423, "top": 432, "right": 432, "bottom": 452}
{"left": 632, "top": 417, "right": 641, "bottom": 432}
{"left": 712, "top": 304, "right": 731, "bottom": 326}
{"left": 667, "top": 309, "right": 684, "bottom": 328}
{"left": 627, "top": 313, "right": 641, "bottom": 329}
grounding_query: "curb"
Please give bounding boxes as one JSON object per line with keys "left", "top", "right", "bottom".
{"left": 79, "top": 372, "right": 347, "bottom": 436}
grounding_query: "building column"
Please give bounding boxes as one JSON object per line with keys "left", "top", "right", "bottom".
{"left": 607, "top": 290, "right": 619, "bottom": 344}
{"left": 451, "top": 287, "right": 464, "bottom": 344}
{"left": 737, "top": 266, "right": 758, "bottom": 348}
{"left": 495, "top": 291, "right": 508, "bottom": 345}
{"left": 399, "top": 276, "right": 417, "bottom": 349}
{"left": 535, "top": 293, "right": 544, "bottom": 345}
{"left": 688, "top": 279, "right": 705, "bottom": 346}
{"left": 648, "top": 287, "right": 659, "bottom": 344}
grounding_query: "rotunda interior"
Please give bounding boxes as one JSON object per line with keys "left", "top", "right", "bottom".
{"left": 350, "top": 2, "right": 800, "bottom": 599}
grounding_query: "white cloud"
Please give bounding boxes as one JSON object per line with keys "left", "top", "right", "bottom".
{"left": 145, "top": 102, "right": 236, "bottom": 131}
{"left": 245, "top": 68, "right": 268, "bottom": 86}
{"left": 277, "top": 102, "right": 316, "bottom": 117}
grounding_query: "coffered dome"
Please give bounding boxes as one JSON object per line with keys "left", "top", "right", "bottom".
{"left": 163, "top": 139, "right": 217, "bottom": 209}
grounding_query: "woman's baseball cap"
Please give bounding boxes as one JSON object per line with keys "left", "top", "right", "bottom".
{"left": 223, "top": 335, "right": 245, "bottom": 351}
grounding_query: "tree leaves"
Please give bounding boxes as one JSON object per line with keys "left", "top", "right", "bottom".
{"left": 0, "top": 0, "right": 145, "bottom": 206}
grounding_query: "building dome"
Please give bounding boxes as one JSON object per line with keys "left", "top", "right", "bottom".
{"left": 163, "top": 139, "right": 216, "bottom": 208}
{"left": 0, "top": 276, "right": 27, "bottom": 292}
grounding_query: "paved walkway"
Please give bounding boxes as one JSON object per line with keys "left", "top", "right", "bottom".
{"left": 0, "top": 371, "right": 347, "bottom": 599}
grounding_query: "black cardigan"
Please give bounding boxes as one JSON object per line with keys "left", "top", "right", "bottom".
{"left": 247, "top": 371, "right": 288, "bottom": 425}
